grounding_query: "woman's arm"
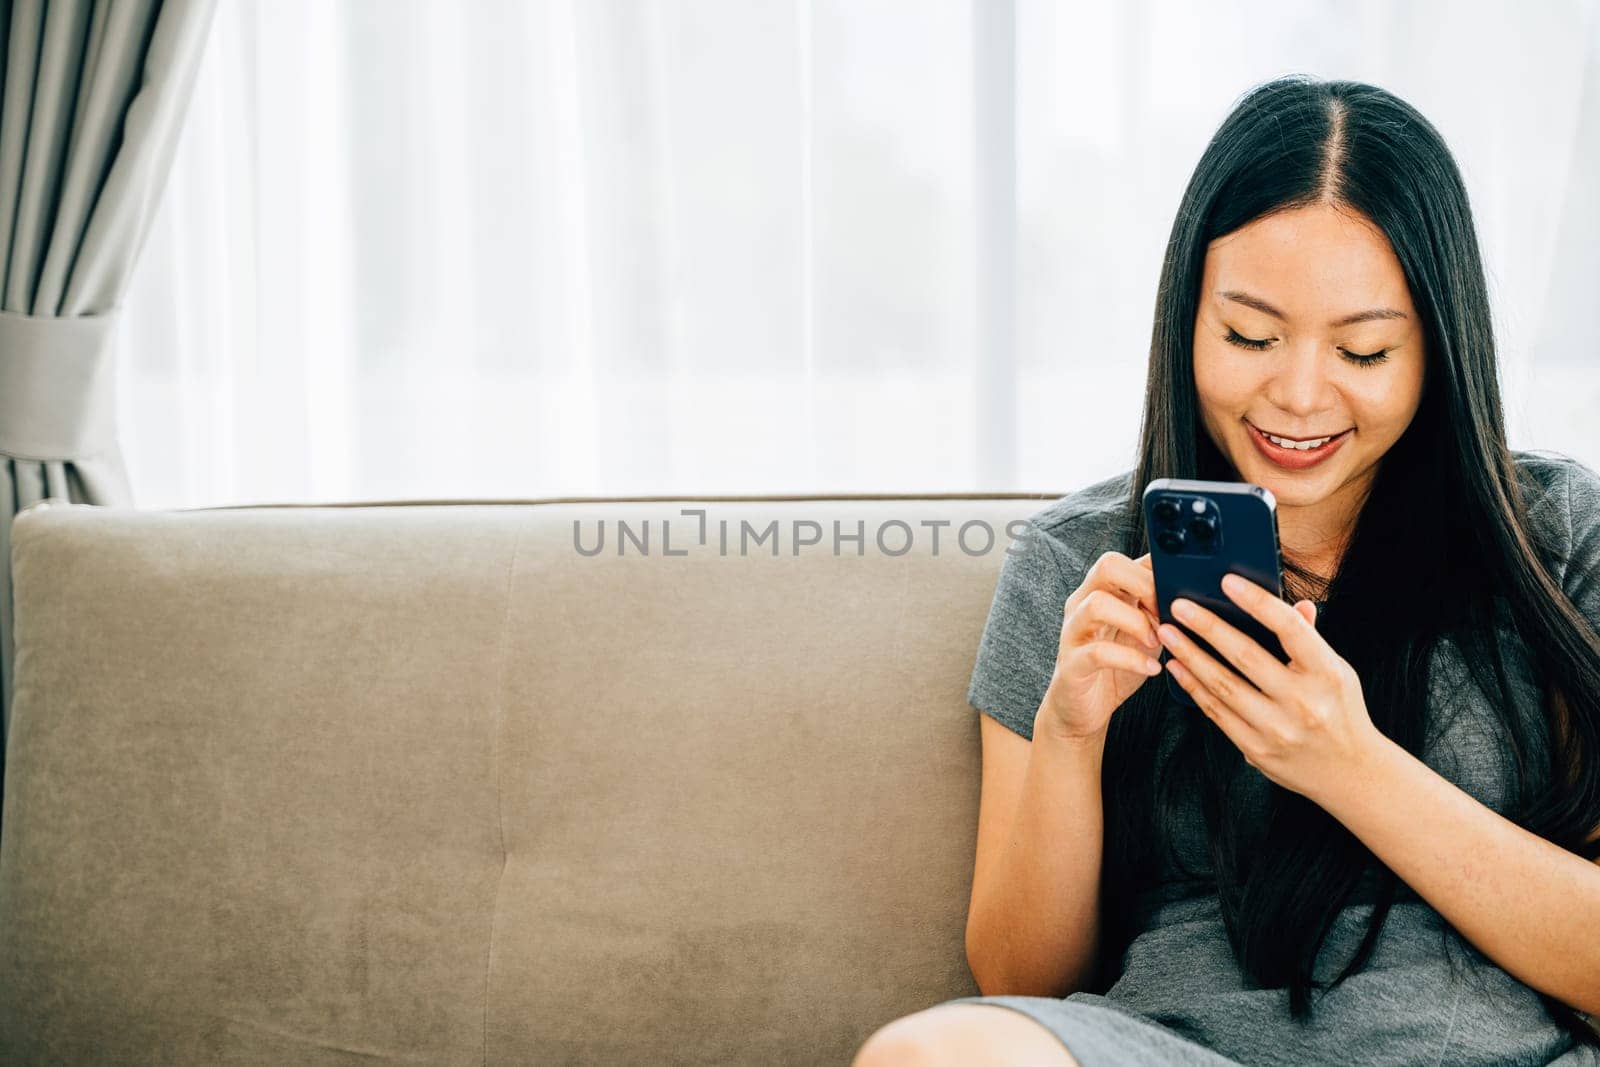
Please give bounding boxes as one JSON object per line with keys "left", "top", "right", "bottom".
{"left": 1155, "top": 566, "right": 1600, "bottom": 1020}
{"left": 966, "top": 710, "right": 1107, "bottom": 998}
{"left": 1310, "top": 733, "right": 1600, "bottom": 1017}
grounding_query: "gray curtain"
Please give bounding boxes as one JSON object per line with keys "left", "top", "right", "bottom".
{"left": 0, "top": 0, "right": 217, "bottom": 836}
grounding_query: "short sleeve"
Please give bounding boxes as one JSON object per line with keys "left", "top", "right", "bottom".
{"left": 1560, "top": 457, "right": 1600, "bottom": 628}
{"left": 966, "top": 519, "right": 1075, "bottom": 741}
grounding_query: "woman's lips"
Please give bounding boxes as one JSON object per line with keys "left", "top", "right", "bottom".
{"left": 1245, "top": 419, "right": 1353, "bottom": 471}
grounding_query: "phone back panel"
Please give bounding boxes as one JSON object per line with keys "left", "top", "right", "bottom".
{"left": 1142, "top": 478, "right": 1286, "bottom": 708}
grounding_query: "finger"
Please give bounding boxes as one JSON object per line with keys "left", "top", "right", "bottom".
{"left": 1219, "top": 572, "right": 1331, "bottom": 668}
{"left": 1068, "top": 588, "right": 1160, "bottom": 649}
{"left": 1296, "top": 600, "right": 1317, "bottom": 627}
{"left": 1165, "top": 656, "right": 1265, "bottom": 751}
{"left": 1166, "top": 595, "right": 1296, "bottom": 700}
{"left": 1157, "top": 620, "right": 1274, "bottom": 732}
{"left": 1135, "top": 555, "right": 1156, "bottom": 620}
{"left": 1081, "top": 639, "right": 1164, "bottom": 677}
{"left": 1084, "top": 550, "right": 1159, "bottom": 618}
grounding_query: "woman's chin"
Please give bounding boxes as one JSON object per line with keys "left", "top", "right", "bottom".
{"left": 1233, "top": 450, "right": 1339, "bottom": 498}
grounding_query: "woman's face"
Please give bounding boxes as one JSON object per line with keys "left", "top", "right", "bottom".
{"left": 1193, "top": 202, "right": 1426, "bottom": 526}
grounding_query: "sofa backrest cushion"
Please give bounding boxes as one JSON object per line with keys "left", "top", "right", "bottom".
{"left": 0, "top": 495, "right": 1055, "bottom": 1064}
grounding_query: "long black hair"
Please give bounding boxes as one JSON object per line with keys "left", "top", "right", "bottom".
{"left": 1096, "top": 75, "right": 1600, "bottom": 1045}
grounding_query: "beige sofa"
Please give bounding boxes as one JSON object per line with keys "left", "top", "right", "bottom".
{"left": 6, "top": 496, "right": 1594, "bottom": 1063}
{"left": 0, "top": 493, "right": 1051, "bottom": 1065}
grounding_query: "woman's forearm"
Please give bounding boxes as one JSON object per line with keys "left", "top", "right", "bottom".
{"left": 1312, "top": 731, "right": 1600, "bottom": 1016}
{"left": 966, "top": 714, "right": 1107, "bottom": 998}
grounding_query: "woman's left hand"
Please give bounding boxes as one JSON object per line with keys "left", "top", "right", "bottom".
{"left": 1158, "top": 572, "right": 1384, "bottom": 805}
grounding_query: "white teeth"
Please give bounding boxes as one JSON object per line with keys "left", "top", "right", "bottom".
{"left": 1262, "top": 430, "right": 1335, "bottom": 450}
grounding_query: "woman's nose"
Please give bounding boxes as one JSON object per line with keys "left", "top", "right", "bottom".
{"left": 1267, "top": 341, "right": 1337, "bottom": 413}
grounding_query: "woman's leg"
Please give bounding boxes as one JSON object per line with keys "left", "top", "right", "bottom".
{"left": 851, "top": 1003, "right": 1082, "bottom": 1067}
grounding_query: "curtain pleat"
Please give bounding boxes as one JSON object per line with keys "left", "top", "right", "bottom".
{"left": 0, "top": 0, "right": 217, "bottom": 842}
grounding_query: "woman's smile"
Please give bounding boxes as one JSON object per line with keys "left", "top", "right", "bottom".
{"left": 1244, "top": 417, "right": 1354, "bottom": 470}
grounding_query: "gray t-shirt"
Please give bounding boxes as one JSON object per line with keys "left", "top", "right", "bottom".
{"left": 966, "top": 449, "right": 1600, "bottom": 1065}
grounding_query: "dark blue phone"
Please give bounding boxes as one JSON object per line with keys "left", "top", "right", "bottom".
{"left": 1143, "top": 478, "right": 1287, "bottom": 709}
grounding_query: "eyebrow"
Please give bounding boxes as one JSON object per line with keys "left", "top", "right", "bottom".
{"left": 1218, "top": 289, "right": 1409, "bottom": 328}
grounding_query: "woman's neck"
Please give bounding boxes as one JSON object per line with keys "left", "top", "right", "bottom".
{"left": 1278, "top": 513, "right": 1354, "bottom": 602}
{"left": 1271, "top": 461, "right": 1379, "bottom": 597}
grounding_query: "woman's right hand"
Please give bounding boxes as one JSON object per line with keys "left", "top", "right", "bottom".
{"left": 1039, "top": 551, "right": 1163, "bottom": 744}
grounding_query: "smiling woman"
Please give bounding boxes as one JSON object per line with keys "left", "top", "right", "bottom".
{"left": 856, "top": 74, "right": 1600, "bottom": 1067}
{"left": 1111, "top": 74, "right": 1600, "bottom": 1052}
{"left": 1193, "top": 202, "right": 1430, "bottom": 594}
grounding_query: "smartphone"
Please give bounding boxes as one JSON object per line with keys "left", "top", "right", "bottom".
{"left": 1142, "top": 478, "right": 1287, "bottom": 709}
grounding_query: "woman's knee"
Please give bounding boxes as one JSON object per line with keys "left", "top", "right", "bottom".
{"left": 851, "top": 1016, "right": 933, "bottom": 1067}
{"left": 851, "top": 1003, "right": 1081, "bottom": 1067}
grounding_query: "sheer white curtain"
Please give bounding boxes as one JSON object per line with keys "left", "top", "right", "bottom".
{"left": 115, "top": 0, "right": 1600, "bottom": 508}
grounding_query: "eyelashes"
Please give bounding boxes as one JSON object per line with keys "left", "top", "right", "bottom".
{"left": 1224, "top": 328, "right": 1272, "bottom": 351}
{"left": 1223, "top": 327, "right": 1391, "bottom": 367}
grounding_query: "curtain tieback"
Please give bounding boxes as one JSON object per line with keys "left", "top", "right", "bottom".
{"left": 0, "top": 307, "right": 120, "bottom": 460}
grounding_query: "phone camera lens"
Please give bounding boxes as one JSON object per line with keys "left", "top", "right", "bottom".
{"left": 1154, "top": 499, "right": 1180, "bottom": 522}
{"left": 1156, "top": 530, "right": 1185, "bottom": 553}
{"left": 1187, "top": 516, "right": 1217, "bottom": 542}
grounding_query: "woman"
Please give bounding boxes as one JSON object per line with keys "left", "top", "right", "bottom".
{"left": 854, "top": 76, "right": 1600, "bottom": 1066}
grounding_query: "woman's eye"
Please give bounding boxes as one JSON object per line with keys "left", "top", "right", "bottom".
{"left": 1224, "top": 328, "right": 1272, "bottom": 350}
{"left": 1340, "top": 349, "right": 1391, "bottom": 367}
{"left": 1225, "top": 327, "right": 1392, "bottom": 368}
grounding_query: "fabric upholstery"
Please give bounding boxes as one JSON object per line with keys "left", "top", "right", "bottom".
{"left": 0, "top": 493, "right": 1052, "bottom": 1064}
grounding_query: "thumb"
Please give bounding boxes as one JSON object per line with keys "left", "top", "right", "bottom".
{"left": 1295, "top": 600, "right": 1318, "bottom": 627}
